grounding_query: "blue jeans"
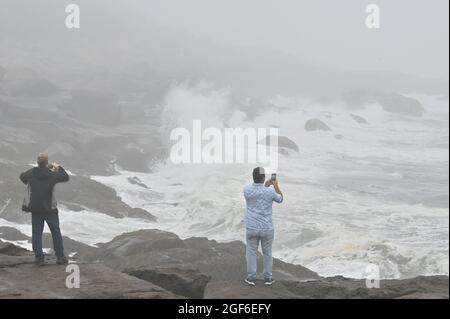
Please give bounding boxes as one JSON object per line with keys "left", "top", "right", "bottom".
{"left": 31, "top": 212, "right": 64, "bottom": 258}
{"left": 246, "top": 228, "right": 274, "bottom": 281}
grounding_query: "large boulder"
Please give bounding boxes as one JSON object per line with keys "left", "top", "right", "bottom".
{"left": 0, "top": 241, "right": 28, "bottom": 256}
{"left": 259, "top": 135, "right": 299, "bottom": 152}
{"left": 80, "top": 229, "right": 320, "bottom": 282}
{"left": 126, "top": 267, "right": 211, "bottom": 299}
{"left": 305, "top": 119, "right": 332, "bottom": 132}
{"left": 375, "top": 93, "right": 424, "bottom": 117}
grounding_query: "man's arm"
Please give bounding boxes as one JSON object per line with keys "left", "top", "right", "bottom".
{"left": 266, "top": 179, "right": 283, "bottom": 203}
{"left": 19, "top": 169, "right": 31, "bottom": 184}
{"left": 53, "top": 165, "right": 70, "bottom": 183}
{"left": 273, "top": 180, "right": 283, "bottom": 196}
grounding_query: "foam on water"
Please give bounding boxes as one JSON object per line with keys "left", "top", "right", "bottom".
{"left": 0, "top": 207, "right": 154, "bottom": 247}
{"left": 90, "top": 88, "right": 449, "bottom": 279}
{"left": 2, "top": 85, "right": 447, "bottom": 280}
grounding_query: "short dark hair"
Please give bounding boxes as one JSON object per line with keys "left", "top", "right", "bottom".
{"left": 253, "top": 167, "right": 265, "bottom": 183}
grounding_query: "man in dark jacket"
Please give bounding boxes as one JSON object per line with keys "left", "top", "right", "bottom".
{"left": 20, "top": 153, "right": 70, "bottom": 266}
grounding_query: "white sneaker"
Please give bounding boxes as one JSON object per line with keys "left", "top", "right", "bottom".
{"left": 245, "top": 278, "right": 256, "bottom": 286}
{"left": 265, "top": 279, "right": 275, "bottom": 286}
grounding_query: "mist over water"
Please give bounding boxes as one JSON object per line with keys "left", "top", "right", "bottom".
{"left": 92, "top": 86, "right": 449, "bottom": 279}
{"left": 0, "top": 1, "right": 448, "bottom": 281}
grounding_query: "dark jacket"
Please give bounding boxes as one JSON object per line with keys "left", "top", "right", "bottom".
{"left": 20, "top": 166, "right": 70, "bottom": 214}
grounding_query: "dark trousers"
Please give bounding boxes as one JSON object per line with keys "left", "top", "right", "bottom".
{"left": 31, "top": 212, "right": 64, "bottom": 257}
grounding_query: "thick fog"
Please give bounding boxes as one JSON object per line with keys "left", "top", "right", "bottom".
{"left": 134, "top": 0, "right": 450, "bottom": 81}
{"left": 1, "top": 0, "right": 448, "bottom": 81}
{"left": 0, "top": 1, "right": 449, "bottom": 281}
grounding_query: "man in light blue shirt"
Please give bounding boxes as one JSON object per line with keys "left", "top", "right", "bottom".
{"left": 243, "top": 167, "right": 283, "bottom": 286}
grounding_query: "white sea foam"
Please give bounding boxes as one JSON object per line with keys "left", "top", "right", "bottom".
{"left": 0, "top": 208, "right": 154, "bottom": 248}
{"left": 92, "top": 89, "right": 448, "bottom": 279}
{"left": 3, "top": 86, "right": 448, "bottom": 280}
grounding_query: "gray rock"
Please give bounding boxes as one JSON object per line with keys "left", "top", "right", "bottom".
{"left": 0, "top": 227, "right": 97, "bottom": 258}
{"left": 205, "top": 276, "right": 449, "bottom": 299}
{"left": 127, "top": 177, "right": 149, "bottom": 189}
{"left": 0, "top": 241, "right": 28, "bottom": 256}
{"left": 0, "top": 255, "right": 179, "bottom": 299}
{"left": 56, "top": 175, "right": 156, "bottom": 221}
{"left": 80, "top": 230, "right": 320, "bottom": 282}
{"left": 0, "top": 227, "right": 29, "bottom": 241}
{"left": 350, "top": 114, "right": 369, "bottom": 124}
{"left": 305, "top": 119, "right": 332, "bottom": 132}
{"left": 259, "top": 136, "right": 300, "bottom": 152}
{"left": 1, "top": 235, "right": 448, "bottom": 299}
{"left": 375, "top": 93, "right": 424, "bottom": 117}
{"left": 126, "top": 267, "right": 211, "bottom": 299}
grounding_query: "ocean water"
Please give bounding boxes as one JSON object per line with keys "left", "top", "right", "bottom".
{"left": 1, "top": 86, "right": 448, "bottom": 280}
{"left": 91, "top": 88, "right": 449, "bottom": 280}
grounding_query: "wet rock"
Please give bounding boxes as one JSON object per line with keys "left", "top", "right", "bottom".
{"left": 0, "top": 255, "right": 179, "bottom": 299}
{"left": 0, "top": 241, "right": 28, "bottom": 256}
{"left": 375, "top": 93, "right": 424, "bottom": 117}
{"left": 259, "top": 136, "right": 299, "bottom": 152}
{"left": 305, "top": 119, "right": 332, "bottom": 132}
{"left": 80, "top": 230, "right": 320, "bottom": 282}
{"left": 350, "top": 114, "right": 369, "bottom": 124}
{"left": 205, "top": 276, "right": 449, "bottom": 299}
{"left": 127, "top": 177, "right": 149, "bottom": 189}
{"left": 126, "top": 267, "right": 211, "bottom": 299}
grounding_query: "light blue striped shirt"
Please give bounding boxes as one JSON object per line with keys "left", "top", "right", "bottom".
{"left": 244, "top": 183, "right": 283, "bottom": 230}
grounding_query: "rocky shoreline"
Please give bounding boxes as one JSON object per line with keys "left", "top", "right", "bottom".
{"left": 1, "top": 229, "right": 448, "bottom": 299}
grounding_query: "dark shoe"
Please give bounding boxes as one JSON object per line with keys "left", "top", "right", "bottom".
{"left": 35, "top": 256, "right": 45, "bottom": 266}
{"left": 56, "top": 256, "right": 69, "bottom": 265}
{"left": 245, "top": 278, "right": 256, "bottom": 286}
{"left": 264, "top": 279, "right": 275, "bottom": 286}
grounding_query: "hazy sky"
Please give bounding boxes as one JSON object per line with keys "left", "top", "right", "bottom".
{"left": 0, "top": 0, "right": 448, "bottom": 81}
{"left": 131, "top": 0, "right": 449, "bottom": 81}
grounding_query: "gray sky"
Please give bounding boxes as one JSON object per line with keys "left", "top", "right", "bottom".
{"left": 0, "top": 0, "right": 448, "bottom": 82}
{"left": 131, "top": 0, "right": 449, "bottom": 81}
